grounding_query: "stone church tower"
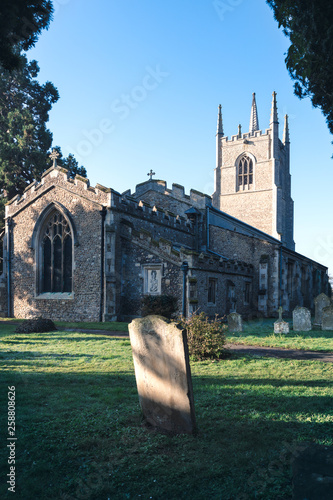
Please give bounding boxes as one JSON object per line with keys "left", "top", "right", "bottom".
{"left": 212, "top": 92, "right": 295, "bottom": 251}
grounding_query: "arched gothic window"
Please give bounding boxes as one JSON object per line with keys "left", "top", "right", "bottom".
{"left": 41, "top": 210, "right": 72, "bottom": 293}
{"left": 238, "top": 156, "right": 253, "bottom": 190}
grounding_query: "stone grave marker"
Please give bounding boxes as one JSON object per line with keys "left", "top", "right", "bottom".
{"left": 321, "top": 305, "right": 333, "bottom": 331}
{"left": 274, "top": 306, "right": 289, "bottom": 334}
{"left": 314, "top": 293, "right": 331, "bottom": 328}
{"left": 227, "top": 312, "right": 243, "bottom": 332}
{"left": 128, "top": 315, "right": 196, "bottom": 434}
{"left": 293, "top": 306, "right": 312, "bottom": 332}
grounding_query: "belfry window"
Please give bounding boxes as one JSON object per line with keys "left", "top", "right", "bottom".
{"left": 238, "top": 156, "right": 253, "bottom": 190}
{"left": 41, "top": 211, "right": 72, "bottom": 293}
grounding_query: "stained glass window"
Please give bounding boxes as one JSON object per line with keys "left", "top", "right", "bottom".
{"left": 41, "top": 211, "right": 72, "bottom": 293}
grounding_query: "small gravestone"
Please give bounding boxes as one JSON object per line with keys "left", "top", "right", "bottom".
{"left": 227, "top": 312, "right": 243, "bottom": 332}
{"left": 314, "top": 293, "right": 331, "bottom": 328}
{"left": 128, "top": 315, "right": 196, "bottom": 434}
{"left": 274, "top": 307, "right": 289, "bottom": 334}
{"left": 293, "top": 306, "right": 312, "bottom": 332}
{"left": 321, "top": 305, "right": 333, "bottom": 331}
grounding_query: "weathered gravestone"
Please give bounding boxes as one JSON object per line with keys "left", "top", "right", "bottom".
{"left": 314, "top": 293, "right": 331, "bottom": 328}
{"left": 128, "top": 315, "right": 196, "bottom": 434}
{"left": 293, "top": 306, "right": 312, "bottom": 332}
{"left": 227, "top": 312, "right": 243, "bottom": 332}
{"left": 274, "top": 306, "right": 289, "bottom": 334}
{"left": 321, "top": 305, "right": 333, "bottom": 331}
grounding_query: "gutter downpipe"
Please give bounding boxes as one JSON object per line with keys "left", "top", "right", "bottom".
{"left": 207, "top": 206, "right": 210, "bottom": 252}
{"left": 181, "top": 261, "right": 189, "bottom": 317}
{"left": 279, "top": 242, "right": 283, "bottom": 309}
{"left": 7, "top": 218, "right": 12, "bottom": 317}
{"left": 99, "top": 207, "right": 107, "bottom": 322}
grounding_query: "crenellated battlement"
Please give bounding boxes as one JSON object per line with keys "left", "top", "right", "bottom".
{"left": 222, "top": 128, "right": 271, "bottom": 143}
{"left": 5, "top": 166, "right": 114, "bottom": 217}
{"left": 112, "top": 190, "right": 194, "bottom": 232}
{"left": 5, "top": 167, "right": 206, "bottom": 232}
{"left": 130, "top": 179, "right": 212, "bottom": 211}
{"left": 130, "top": 226, "right": 254, "bottom": 275}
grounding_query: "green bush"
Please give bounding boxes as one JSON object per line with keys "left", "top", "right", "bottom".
{"left": 141, "top": 294, "right": 178, "bottom": 319}
{"left": 180, "top": 312, "right": 227, "bottom": 360}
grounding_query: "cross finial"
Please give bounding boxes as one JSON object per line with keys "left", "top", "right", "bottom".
{"left": 147, "top": 169, "right": 155, "bottom": 180}
{"left": 49, "top": 149, "right": 60, "bottom": 168}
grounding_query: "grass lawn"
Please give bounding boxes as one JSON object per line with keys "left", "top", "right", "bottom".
{"left": 0, "top": 322, "right": 332, "bottom": 499}
{"left": 227, "top": 318, "right": 333, "bottom": 352}
{"left": 3, "top": 317, "right": 333, "bottom": 351}
{"left": 54, "top": 317, "right": 333, "bottom": 352}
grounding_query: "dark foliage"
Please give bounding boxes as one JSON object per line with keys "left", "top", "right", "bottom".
{"left": 15, "top": 316, "right": 57, "bottom": 333}
{"left": 0, "top": 0, "right": 53, "bottom": 70}
{"left": 179, "top": 312, "right": 227, "bottom": 360}
{"left": 141, "top": 295, "right": 178, "bottom": 319}
{"left": 0, "top": 55, "right": 59, "bottom": 204}
{"left": 267, "top": 0, "right": 333, "bottom": 136}
{"left": 0, "top": 56, "right": 86, "bottom": 222}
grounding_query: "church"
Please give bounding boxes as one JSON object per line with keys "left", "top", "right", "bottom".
{"left": 0, "top": 93, "right": 329, "bottom": 321}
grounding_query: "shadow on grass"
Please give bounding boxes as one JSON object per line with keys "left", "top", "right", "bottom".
{"left": 193, "top": 373, "right": 332, "bottom": 389}
{"left": 1, "top": 336, "right": 129, "bottom": 343}
{"left": 0, "top": 364, "right": 331, "bottom": 500}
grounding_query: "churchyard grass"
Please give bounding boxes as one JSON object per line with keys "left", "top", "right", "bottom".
{"left": 227, "top": 318, "right": 333, "bottom": 352}
{"left": 57, "top": 317, "right": 333, "bottom": 351}
{"left": 0, "top": 324, "right": 332, "bottom": 499}
{"left": 54, "top": 320, "right": 129, "bottom": 332}
{"left": 2, "top": 317, "right": 333, "bottom": 351}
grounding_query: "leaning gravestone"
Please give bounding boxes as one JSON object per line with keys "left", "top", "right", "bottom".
{"left": 314, "top": 293, "right": 331, "bottom": 328}
{"left": 274, "top": 306, "right": 289, "bottom": 334}
{"left": 128, "top": 315, "right": 196, "bottom": 434}
{"left": 293, "top": 306, "right": 312, "bottom": 332}
{"left": 227, "top": 312, "right": 243, "bottom": 332}
{"left": 321, "top": 305, "right": 333, "bottom": 331}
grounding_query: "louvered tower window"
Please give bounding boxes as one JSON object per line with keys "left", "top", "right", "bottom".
{"left": 238, "top": 157, "right": 253, "bottom": 189}
{"left": 41, "top": 211, "right": 72, "bottom": 293}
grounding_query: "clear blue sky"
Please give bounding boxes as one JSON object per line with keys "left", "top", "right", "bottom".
{"left": 28, "top": 0, "right": 333, "bottom": 275}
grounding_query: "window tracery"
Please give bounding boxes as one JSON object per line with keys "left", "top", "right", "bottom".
{"left": 41, "top": 211, "right": 72, "bottom": 293}
{"left": 238, "top": 156, "right": 253, "bottom": 190}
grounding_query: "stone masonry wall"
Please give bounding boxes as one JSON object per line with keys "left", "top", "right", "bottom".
{"left": 210, "top": 225, "right": 279, "bottom": 315}
{"left": 6, "top": 167, "right": 109, "bottom": 321}
{"left": 218, "top": 190, "right": 273, "bottom": 236}
{"left": 132, "top": 180, "right": 211, "bottom": 217}
{"left": 215, "top": 131, "right": 278, "bottom": 239}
